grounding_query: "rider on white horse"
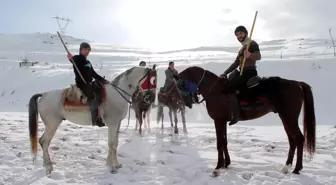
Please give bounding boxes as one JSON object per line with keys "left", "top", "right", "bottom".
{"left": 67, "top": 42, "right": 108, "bottom": 127}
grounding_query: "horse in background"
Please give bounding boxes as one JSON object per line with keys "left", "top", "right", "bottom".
{"left": 175, "top": 66, "right": 316, "bottom": 177}
{"left": 156, "top": 80, "right": 191, "bottom": 134}
{"left": 131, "top": 64, "right": 157, "bottom": 134}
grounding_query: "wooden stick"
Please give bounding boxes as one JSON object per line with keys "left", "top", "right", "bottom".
{"left": 57, "top": 31, "right": 87, "bottom": 84}
{"left": 240, "top": 11, "right": 258, "bottom": 76}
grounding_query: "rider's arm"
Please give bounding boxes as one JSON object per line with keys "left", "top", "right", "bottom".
{"left": 165, "top": 69, "right": 174, "bottom": 83}
{"left": 248, "top": 41, "right": 261, "bottom": 60}
{"left": 72, "top": 55, "right": 86, "bottom": 74}
{"left": 91, "top": 64, "right": 105, "bottom": 81}
{"left": 221, "top": 55, "right": 239, "bottom": 76}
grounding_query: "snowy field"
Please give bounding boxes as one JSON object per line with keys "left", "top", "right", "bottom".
{"left": 0, "top": 33, "right": 335, "bottom": 184}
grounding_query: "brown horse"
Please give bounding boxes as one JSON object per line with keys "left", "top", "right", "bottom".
{"left": 131, "top": 88, "right": 156, "bottom": 134}
{"left": 174, "top": 66, "right": 316, "bottom": 177}
{"left": 131, "top": 65, "right": 157, "bottom": 134}
{"left": 156, "top": 81, "right": 189, "bottom": 134}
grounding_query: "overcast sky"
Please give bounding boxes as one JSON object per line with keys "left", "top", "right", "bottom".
{"left": 1, "top": 0, "right": 335, "bottom": 50}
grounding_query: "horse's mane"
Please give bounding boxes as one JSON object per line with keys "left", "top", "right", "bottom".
{"left": 112, "top": 67, "right": 135, "bottom": 85}
{"left": 181, "top": 66, "right": 219, "bottom": 81}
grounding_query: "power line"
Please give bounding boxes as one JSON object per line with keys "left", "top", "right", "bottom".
{"left": 53, "top": 16, "right": 72, "bottom": 35}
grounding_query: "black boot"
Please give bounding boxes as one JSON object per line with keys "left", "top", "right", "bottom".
{"left": 228, "top": 93, "right": 240, "bottom": 126}
{"left": 88, "top": 98, "right": 105, "bottom": 127}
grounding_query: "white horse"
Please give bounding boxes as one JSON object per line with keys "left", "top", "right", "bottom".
{"left": 28, "top": 66, "right": 156, "bottom": 175}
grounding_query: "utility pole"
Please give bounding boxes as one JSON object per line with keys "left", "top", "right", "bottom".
{"left": 53, "top": 16, "right": 72, "bottom": 35}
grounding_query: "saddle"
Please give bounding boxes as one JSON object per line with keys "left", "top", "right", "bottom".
{"left": 61, "top": 81, "right": 107, "bottom": 111}
{"left": 234, "top": 75, "right": 269, "bottom": 110}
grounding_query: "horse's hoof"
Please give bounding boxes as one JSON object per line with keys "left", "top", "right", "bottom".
{"left": 292, "top": 169, "right": 300, "bottom": 174}
{"left": 46, "top": 168, "right": 52, "bottom": 175}
{"left": 211, "top": 169, "right": 221, "bottom": 177}
{"left": 116, "top": 164, "right": 122, "bottom": 169}
{"left": 280, "top": 164, "right": 291, "bottom": 174}
{"left": 109, "top": 167, "right": 118, "bottom": 174}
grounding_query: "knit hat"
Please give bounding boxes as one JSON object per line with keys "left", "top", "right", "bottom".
{"left": 234, "top": 25, "right": 248, "bottom": 35}
{"left": 79, "top": 42, "right": 91, "bottom": 52}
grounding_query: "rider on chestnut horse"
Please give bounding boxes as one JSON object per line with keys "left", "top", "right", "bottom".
{"left": 219, "top": 25, "right": 261, "bottom": 126}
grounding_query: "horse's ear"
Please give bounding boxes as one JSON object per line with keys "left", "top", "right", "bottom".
{"left": 152, "top": 64, "right": 156, "bottom": 70}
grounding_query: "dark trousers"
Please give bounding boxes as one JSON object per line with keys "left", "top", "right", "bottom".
{"left": 224, "top": 68, "right": 258, "bottom": 125}
{"left": 226, "top": 69, "right": 258, "bottom": 93}
{"left": 77, "top": 83, "right": 94, "bottom": 100}
{"left": 77, "top": 83, "right": 100, "bottom": 125}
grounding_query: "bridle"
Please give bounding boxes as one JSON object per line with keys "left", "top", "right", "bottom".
{"left": 109, "top": 68, "right": 154, "bottom": 104}
{"left": 178, "top": 68, "right": 221, "bottom": 104}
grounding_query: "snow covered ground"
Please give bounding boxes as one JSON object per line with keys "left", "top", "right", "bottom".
{"left": 1, "top": 113, "right": 335, "bottom": 185}
{"left": 0, "top": 33, "right": 335, "bottom": 184}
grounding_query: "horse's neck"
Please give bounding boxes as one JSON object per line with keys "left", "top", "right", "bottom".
{"left": 199, "top": 71, "right": 223, "bottom": 98}
{"left": 114, "top": 78, "right": 137, "bottom": 96}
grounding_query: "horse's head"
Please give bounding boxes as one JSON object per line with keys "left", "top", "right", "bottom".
{"left": 173, "top": 66, "right": 207, "bottom": 108}
{"left": 132, "top": 65, "right": 158, "bottom": 103}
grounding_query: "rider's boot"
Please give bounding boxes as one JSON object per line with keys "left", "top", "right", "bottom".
{"left": 89, "top": 98, "right": 105, "bottom": 127}
{"left": 228, "top": 93, "right": 241, "bottom": 126}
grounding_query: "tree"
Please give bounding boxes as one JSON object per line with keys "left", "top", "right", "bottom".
{"left": 328, "top": 28, "right": 336, "bottom": 56}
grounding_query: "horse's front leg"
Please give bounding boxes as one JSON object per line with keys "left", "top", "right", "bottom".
{"left": 138, "top": 110, "right": 144, "bottom": 135}
{"left": 212, "top": 119, "right": 226, "bottom": 177}
{"left": 106, "top": 124, "right": 122, "bottom": 173}
{"left": 180, "top": 107, "right": 187, "bottom": 134}
{"left": 168, "top": 108, "right": 173, "bottom": 128}
{"left": 146, "top": 109, "right": 151, "bottom": 133}
{"left": 173, "top": 109, "right": 179, "bottom": 134}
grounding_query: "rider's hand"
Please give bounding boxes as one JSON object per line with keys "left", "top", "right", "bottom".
{"left": 219, "top": 74, "right": 227, "bottom": 79}
{"left": 67, "top": 53, "right": 73, "bottom": 60}
{"left": 101, "top": 76, "right": 109, "bottom": 84}
{"left": 244, "top": 50, "right": 251, "bottom": 58}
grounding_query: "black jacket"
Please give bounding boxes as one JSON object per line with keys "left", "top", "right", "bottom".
{"left": 70, "top": 54, "right": 104, "bottom": 85}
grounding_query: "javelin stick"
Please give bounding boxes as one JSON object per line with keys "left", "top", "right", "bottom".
{"left": 56, "top": 31, "right": 87, "bottom": 84}
{"left": 240, "top": 11, "right": 258, "bottom": 76}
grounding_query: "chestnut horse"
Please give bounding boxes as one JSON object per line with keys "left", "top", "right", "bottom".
{"left": 131, "top": 64, "right": 157, "bottom": 135}
{"left": 174, "top": 66, "right": 316, "bottom": 177}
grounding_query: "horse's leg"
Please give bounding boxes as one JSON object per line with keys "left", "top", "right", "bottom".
{"left": 212, "top": 119, "right": 225, "bottom": 177}
{"left": 106, "top": 122, "right": 122, "bottom": 173}
{"left": 291, "top": 122, "right": 304, "bottom": 174}
{"left": 223, "top": 123, "right": 231, "bottom": 168}
{"left": 173, "top": 109, "right": 179, "bottom": 134}
{"left": 135, "top": 118, "right": 139, "bottom": 131}
{"left": 143, "top": 110, "right": 147, "bottom": 130}
{"left": 39, "top": 113, "right": 62, "bottom": 174}
{"left": 139, "top": 110, "right": 143, "bottom": 135}
{"left": 146, "top": 108, "right": 151, "bottom": 133}
{"left": 168, "top": 108, "right": 173, "bottom": 128}
{"left": 279, "top": 115, "right": 296, "bottom": 173}
{"left": 180, "top": 107, "right": 187, "bottom": 134}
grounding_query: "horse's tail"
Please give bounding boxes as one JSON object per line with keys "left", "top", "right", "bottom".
{"left": 156, "top": 103, "right": 164, "bottom": 124}
{"left": 300, "top": 82, "right": 316, "bottom": 156}
{"left": 29, "top": 93, "right": 43, "bottom": 160}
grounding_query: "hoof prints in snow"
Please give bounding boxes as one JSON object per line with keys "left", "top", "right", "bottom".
{"left": 0, "top": 113, "right": 335, "bottom": 185}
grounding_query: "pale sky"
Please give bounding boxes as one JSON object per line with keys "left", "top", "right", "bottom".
{"left": 1, "top": 0, "right": 336, "bottom": 51}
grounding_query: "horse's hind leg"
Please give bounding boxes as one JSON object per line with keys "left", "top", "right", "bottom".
{"left": 280, "top": 119, "right": 296, "bottom": 173}
{"left": 180, "top": 107, "right": 187, "bottom": 134}
{"left": 39, "top": 113, "right": 62, "bottom": 174}
{"left": 292, "top": 123, "right": 304, "bottom": 174}
{"left": 168, "top": 108, "right": 173, "bottom": 128}
{"left": 279, "top": 113, "right": 303, "bottom": 174}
